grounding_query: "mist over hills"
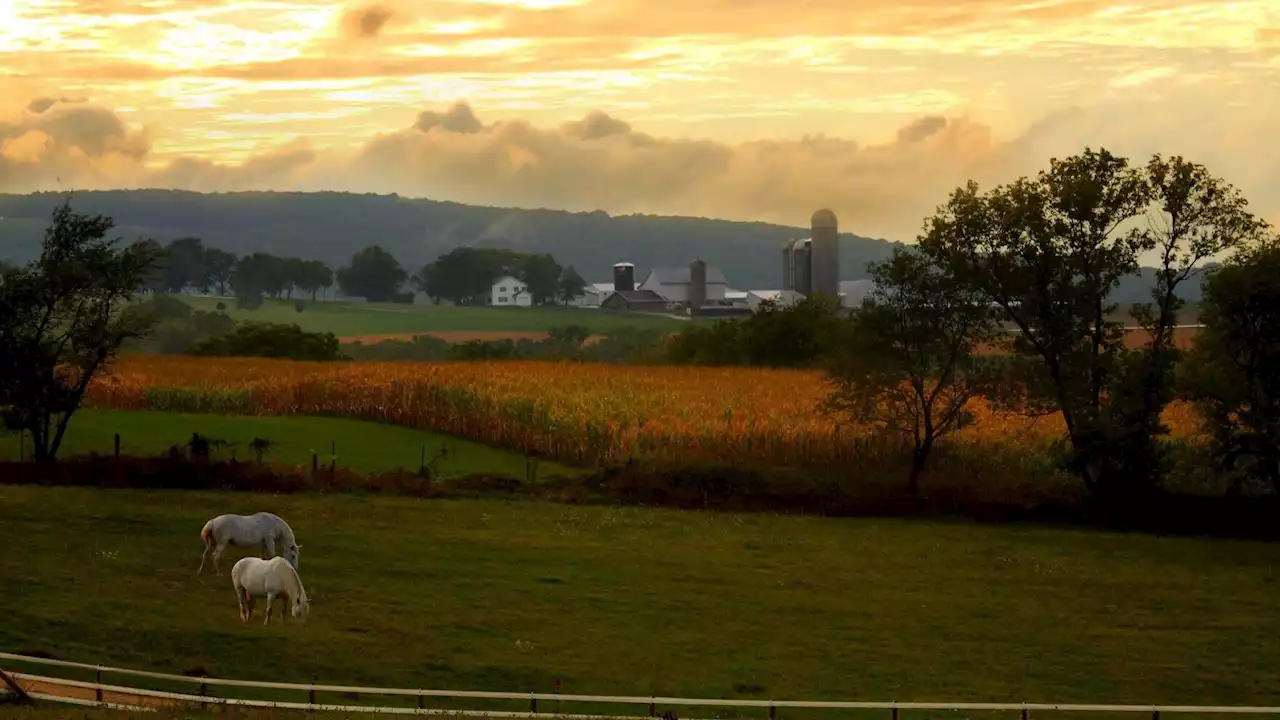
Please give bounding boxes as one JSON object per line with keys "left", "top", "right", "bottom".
{"left": 0, "top": 189, "right": 1207, "bottom": 304}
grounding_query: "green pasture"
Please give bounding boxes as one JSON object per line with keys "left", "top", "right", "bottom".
{"left": 0, "top": 485, "right": 1276, "bottom": 716}
{"left": 177, "top": 296, "right": 693, "bottom": 337}
{"left": 0, "top": 409, "right": 580, "bottom": 478}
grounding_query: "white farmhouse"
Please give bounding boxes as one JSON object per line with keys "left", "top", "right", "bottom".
{"left": 489, "top": 275, "right": 532, "bottom": 307}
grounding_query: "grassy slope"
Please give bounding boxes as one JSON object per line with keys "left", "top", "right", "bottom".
{"left": 178, "top": 296, "right": 693, "bottom": 337}
{"left": 0, "top": 486, "right": 1275, "bottom": 711}
{"left": 0, "top": 409, "right": 579, "bottom": 478}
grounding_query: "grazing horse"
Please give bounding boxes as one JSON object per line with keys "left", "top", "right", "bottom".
{"left": 198, "top": 512, "right": 301, "bottom": 575}
{"left": 231, "top": 556, "right": 311, "bottom": 625}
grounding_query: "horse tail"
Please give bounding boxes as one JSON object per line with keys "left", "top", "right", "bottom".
{"left": 201, "top": 520, "right": 214, "bottom": 547}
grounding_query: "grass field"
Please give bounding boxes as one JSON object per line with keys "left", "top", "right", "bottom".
{"left": 179, "top": 296, "right": 694, "bottom": 338}
{"left": 0, "top": 409, "right": 579, "bottom": 478}
{"left": 1, "top": 485, "right": 1277, "bottom": 711}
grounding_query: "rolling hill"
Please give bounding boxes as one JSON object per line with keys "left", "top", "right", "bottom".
{"left": 0, "top": 189, "right": 1210, "bottom": 304}
{"left": 0, "top": 190, "right": 900, "bottom": 291}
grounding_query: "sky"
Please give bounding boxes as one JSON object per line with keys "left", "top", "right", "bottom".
{"left": 0, "top": 0, "right": 1277, "bottom": 243}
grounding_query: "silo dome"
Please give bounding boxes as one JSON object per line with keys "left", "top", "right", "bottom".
{"left": 811, "top": 209, "right": 838, "bottom": 228}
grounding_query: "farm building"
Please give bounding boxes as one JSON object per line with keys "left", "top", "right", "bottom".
{"left": 745, "top": 289, "right": 804, "bottom": 311}
{"left": 569, "top": 282, "right": 615, "bottom": 307}
{"left": 839, "top": 279, "right": 876, "bottom": 308}
{"left": 601, "top": 290, "right": 671, "bottom": 313}
{"left": 489, "top": 275, "right": 531, "bottom": 307}
{"left": 638, "top": 266, "right": 728, "bottom": 303}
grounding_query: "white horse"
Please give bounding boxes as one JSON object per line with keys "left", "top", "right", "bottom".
{"left": 231, "top": 556, "right": 311, "bottom": 625}
{"left": 198, "top": 512, "right": 301, "bottom": 576}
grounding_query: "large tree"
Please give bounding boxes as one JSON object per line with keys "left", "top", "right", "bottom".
{"left": 163, "top": 236, "right": 206, "bottom": 292}
{"left": 558, "top": 265, "right": 587, "bottom": 306}
{"left": 201, "top": 247, "right": 237, "bottom": 296}
{"left": 1179, "top": 238, "right": 1280, "bottom": 494}
{"left": 336, "top": 245, "right": 407, "bottom": 302}
{"left": 421, "top": 247, "right": 521, "bottom": 305}
{"left": 0, "top": 198, "right": 161, "bottom": 462}
{"left": 823, "top": 247, "right": 1000, "bottom": 493}
{"left": 232, "top": 252, "right": 287, "bottom": 309}
{"left": 917, "top": 148, "right": 1269, "bottom": 497}
{"left": 412, "top": 261, "right": 447, "bottom": 305}
{"left": 518, "top": 253, "right": 562, "bottom": 305}
{"left": 294, "top": 259, "right": 333, "bottom": 301}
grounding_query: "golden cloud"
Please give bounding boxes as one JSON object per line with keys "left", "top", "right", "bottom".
{"left": 3, "top": 93, "right": 1276, "bottom": 244}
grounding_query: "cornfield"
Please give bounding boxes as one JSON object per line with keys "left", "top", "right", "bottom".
{"left": 84, "top": 355, "right": 1202, "bottom": 472}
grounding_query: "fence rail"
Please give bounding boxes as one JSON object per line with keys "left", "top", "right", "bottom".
{"left": 4, "top": 652, "right": 1280, "bottom": 718}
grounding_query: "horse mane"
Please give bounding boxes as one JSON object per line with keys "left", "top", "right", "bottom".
{"left": 272, "top": 556, "right": 307, "bottom": 603}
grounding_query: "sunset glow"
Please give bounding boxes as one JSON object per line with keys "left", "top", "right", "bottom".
{"left": 2, "top": 0, "right": 1277, "bottom": 240}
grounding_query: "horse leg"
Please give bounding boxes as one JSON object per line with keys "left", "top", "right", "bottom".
{"left": 264, "top": 592, "right": 275, "bottom": 626}
{"left": 198, "top": 532, "right": 215, "bottom": 575}
{"left": 212, "top": 542, "right": 227, "bottom": 575}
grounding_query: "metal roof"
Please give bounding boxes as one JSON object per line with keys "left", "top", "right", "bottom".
{"left": 642, "top": 266, "right": 728, "bottom": 286}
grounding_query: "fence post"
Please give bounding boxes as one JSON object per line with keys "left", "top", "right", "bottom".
{"left": 113, "top": 434, "right": 120, "bottom": 459}
{"left": 769, "top": 702, "right": 777, "bottom": 720}
{"left": 95, "top": 665, "right": 104, "bottom": 703}
{"left": 891, "top": 706, "right": 898, "bottom": 720}
{"left": 330, "top": 441, "right": 336, "bottom": 474}
{"left": 309, "top": 679, "right": 316, "bottom": 707}
{"left": 199, "top": 677, "right": 208, "bottom": 708}
{"left": 0, "top": 666, "right": 32, "bottom": 704}
{"left": 312, "top": 452, "right": 318, "bottom": 475}
{"left": 417, "top": 691, "right": 424, "bottom": 710}
{"left": 1153, "top": 711, "right": 1160, "bottom": 720}
{"left": 530, "top": 691, "right": 537, "bottom": 714}
{"left": 1022, "top": 707, "right": 1030, "bottom": 720}
{"left": 555, "top": 678, "right": 562, "bottom": 715}
{"left": 649, "top": 697, "right": 656, "bottom": 717}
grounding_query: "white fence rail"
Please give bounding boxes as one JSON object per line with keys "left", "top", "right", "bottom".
{"left": 3, "top": 652, "right": 1280, "bottom": 719}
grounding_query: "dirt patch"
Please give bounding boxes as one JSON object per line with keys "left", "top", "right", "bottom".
{"left": 16, "top": 676, "right": 178, "bottom": 709}
{"left": 340, "top": 331, "right": 607, "bottom": 345}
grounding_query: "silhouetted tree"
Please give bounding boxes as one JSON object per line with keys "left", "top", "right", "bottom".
{"left": 918, "top": 148, "right": 1269, "bottom": 498}
{"left": 164, "top": 237, "right": 205, "bottom": 292}
{"left": 336, "top": 245, "right": 407, "bottom": 302}
{"left": 424, "top": 247, "right": 518, "bottom": 305}
{"left": 293, "top": 259, "right": 333, "bottom": 301}
{"left": 413, "top": 261, "right": 447, "bottom": 305}
{"left": 557, "top": 265, "right": 588, "bottom": 306}
{"left": 0, "top": 197, "right": 162, "bottom": 462}
{"left": 1179, "top": 238, "right": 1280, "bottom": 494}
{"left": 202, "top": 247, "right": 236, "bottom": 296}
{"left": 519, "top": 253, "right": 562, "bottom": 305}
{"left": 233, "top": 252, "right": 287, "bottom": 309}
{"left": 823, "top": 247, "right": 1001, "bottom": 493}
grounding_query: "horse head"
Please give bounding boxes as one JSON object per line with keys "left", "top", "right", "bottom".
{"left": 292, "top": 592, "right": 311, "bottom": 620}
{"left": 284, "top": 544, "right": 301, "bottom": 570}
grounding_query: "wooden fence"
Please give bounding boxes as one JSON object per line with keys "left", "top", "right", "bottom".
{"left": 2, "top": 652, "right": 1279, "bottom": 719}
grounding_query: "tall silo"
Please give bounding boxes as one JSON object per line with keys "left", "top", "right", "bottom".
{"left": 794, "top": 239, "right": 813, "bottom": 295}
{"left": 810, "top": 209, "right": 839, "bottom": 298}
{"left": 782, "top": 239, "right": 795, "bottom": 291}
{"left": 689, "top": 258, "right": 707, "bottom": 316}
{"left": 613, "top": 262, "right": 635, "bottom": 292}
